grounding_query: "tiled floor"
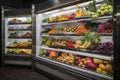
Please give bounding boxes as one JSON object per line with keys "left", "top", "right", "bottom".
{"left": 0, "top": 66, "right": 52, "bottom": 80}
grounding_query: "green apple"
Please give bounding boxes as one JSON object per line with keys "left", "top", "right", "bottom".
{"left": 108, "top": 5, "right": 113, "bottom": 9}
{"left": 97, "top": 9, "right": 101, "bottom": 13}
{"left": 109, "top": 9, "right": 113, "bottom": 13}
{"left": 105, "top": 10, "right": 109, "bottom": 14}
{"left": 75, "top": 40, "right": 83, "bottom": 45}
{"left": 100, "top": 11, "right": 104, "bottom": 15}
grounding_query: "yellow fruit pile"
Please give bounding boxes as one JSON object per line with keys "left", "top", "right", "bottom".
{"left": 58, "top": 14, "right": 68, "bottom": 21}
{"left": 75, "top": 9, "right": 84, "bottom": 18}
{"left": 49, "top": 14, "right": 68, "bottom": 22}
{"left": 7, "top": 49, "right": 32, "bottom": 54}
{"left": 93, "top": 58, "right": 112, "bottom": 75}
{"left": 9, "top": 40, "right": 32, "bottom": 47}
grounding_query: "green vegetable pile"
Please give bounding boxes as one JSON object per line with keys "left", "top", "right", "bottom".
{"left": 82, "top": 32, "right": 101, "bottom": 48}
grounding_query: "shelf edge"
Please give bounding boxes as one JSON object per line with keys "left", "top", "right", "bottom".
{"left": 41, "top": 46, "right": 112, "bottom": 60}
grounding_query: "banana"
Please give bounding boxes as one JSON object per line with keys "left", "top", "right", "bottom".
{"left": 81, "top": 41, "right": 88, "bottom": 48}
{"left": 84, "top": 42, "right": 91, "bottom": 48}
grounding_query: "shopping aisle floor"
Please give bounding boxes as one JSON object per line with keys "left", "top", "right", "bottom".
{"left": 0, "top": 66, "right": 52, "bottom": 80}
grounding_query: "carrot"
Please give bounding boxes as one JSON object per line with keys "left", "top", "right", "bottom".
{"left": 48, "top": 29, "right": 56, "bottom": 34}
{"left": 74, "top": 25, "right": 89, "bottom": 34}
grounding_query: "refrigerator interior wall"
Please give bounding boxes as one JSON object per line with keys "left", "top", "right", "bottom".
{"left": 36, "top": 14, "right": 44, "bottom": 57}
{"left": 5, "top": 18, "right": 8, "bottom": 54}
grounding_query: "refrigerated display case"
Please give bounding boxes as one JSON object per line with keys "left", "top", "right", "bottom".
{"left": 35, "top": 0, "right": 114, "bottom": 80}
{"left": 1, "top": 6, "right": 35, "bottom": 66}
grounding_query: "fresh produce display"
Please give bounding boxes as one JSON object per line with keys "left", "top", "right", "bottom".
{"left": 97, "top": 3, "right": 113, "bottom": 16}
{"left": 85, "top": 22, "right": 99, "bottom": 31}
{"left": 9, "top": 32, "right": 32, "bottom": 38}
{"left": 8, "top": 19, "right": 22, "bottom": 23}
{"left": 8, "top": 25, "right": 32, "bottom": 30}
{"left": 85, "top": 0, "right": 113, "bottom": 18}
{"left": 88, "top": 42, "right": 113, "bottom": 53}
{"left": 67, "top": 14, "right": 75, "bottom": 20}
{"left": 56, "top": 52, "right": 74, "bottom": 64}
{"left": 75, "top": 56, "right": 112, "bottom": 75}
{"left": 42, "top": 13, "right": 75, "bottom": 23}
{"left": 66, "top": 40, "right": 75, "bottom": 49}
{"left": 22, "top": 32, "right": 32, "bottom": 38}
{"left": 48, "top": 29, "right": 56, "bottom": 34}
{"left": 41, "top": 28, "right": 51, "bottom": 33}
{"left": 40, "top": 50, "right": 57, "bottom": 58}
{"left": 40, "top": 50, "right": 74, "bottom": 64}
{"left": 42, "top": 31, "right": 112, "bottom": 54}
{"left": 7, "top": 49, "right": 32, "bottom": 54}
{"left": 49, "top": 14, "right": 69, "bottom": 22}
{"left": 6, "top": 17, "right": 32, "bottom": 55}
{"left": 43, "top": 7, "right": 86, "bottom": 23}
{"left": 42, "top": 21, "right": 112, "bottom": 35}
{"left": 42, "top": 0, "right": 113, "bottom": 23}
{"left": 97, "top": 22, "right": 112, "bottom": 33}
{"left": 8, "top": 18, "right": 32, "bottom": 24}
{"left": 74, "top": 25, "right": 89, "bottom": 34}
{"left": 39, "top": 0, "right": 114, "bottom": 78}
{"left": 74, "top": 39, "right": 83, "bottom": 49}
{"left": 42, "top": 38, "right": 48, "bottom": 44}
{"left": 42, "top": 18, "right": 49, "bottom": 23}
{"left": 87, "top": 0, "right": 96, "bottom": 12}
{"left": 40, "top": 49, "right": 112, "bottom": 75}
{"left": 81, "top": 32, "right": 101, "bottom": 49}
{"left": 42, "top": 38, "right": 51, "bottom": 46}
{"left": 43, "top": 38, "right": 75, "bottom": 50}
{"left": 9, "top": 32, "right": 17, "bottom": 37}
{"left": 84, "top": 0, "right": 97, "bottom": 18}
{"left": 42, "top": 25, "right": 89, "bottom": 35}
{"left": 75, "top": 8, "right": 84, "bottom": 18}
{"left": 57, "top": 14, "right": 69, "bottom": 21}
{"left": 50, "top": 39, "right": 67, "bottom": 48}
{"left": 63, "top": 26, "right": 76, "bottom": 33}
{"left": 8, "top": 40, "right": 32, "bottom": 47}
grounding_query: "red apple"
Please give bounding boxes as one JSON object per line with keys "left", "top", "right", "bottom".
{"left": 75, "top": 56, "right": 81, "bottom": 65}
{"left": 75, "top": 60, "right": 80, "bottom": 65}
{"left": 76, "top": 56, "right": 81, "bottom": 61}
{"left": 86, "top": 62, "right": 97, "bottom": 70}
{"left": 86, "top": 57, "right": 92, "bottom": 63}
{"left": 47, "top": 50, "right": 52, "bottom": 53}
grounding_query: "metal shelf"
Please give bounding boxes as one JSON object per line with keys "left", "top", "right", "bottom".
{"left": 41, "top": 33, "right": 112, "bottom": 37}
{"left": 6, "top": 46, "right": 32, "bottom": 49}
{"left": 41, "top": 45, "right": 112, "bottom": 60}
{"left": 41, "top": 16, "right": 112, "bottom": 26}
{"left": 36, "top": 56, "right": 113, "bottom": 80}
{"left": 8, "top": 23, "right": 31, "bottom": 25}
{"left": 8, "top": 37, "right": 32, "bottom": 39}
{"left": 8, "top": 29, "right": 32, "bottom": 31}
{"left": 75, "top": 51, "right": 111, "bottom": 60}
{"left": 41, "top": 45, "right": 76, "bottom": 54}
{"left": 5, "top": 53, "right": 32, "bottom": 57}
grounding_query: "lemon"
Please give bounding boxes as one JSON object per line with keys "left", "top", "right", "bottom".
{"left": 103, "top": 60, "right": 109, "bottom": 64}
{"left": 106, "top": 64, "right": 112, "bottom": 72}
{"left": 102, "top": 71, "right": 108, "bottom": 75}
{"left": 99, "top": 64, "right": 106, "bottom": 70}
{"left": 96, "top": 68, "right": 102, "bottom": 73}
